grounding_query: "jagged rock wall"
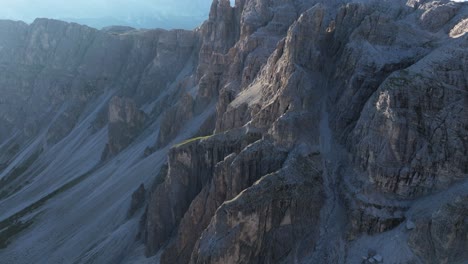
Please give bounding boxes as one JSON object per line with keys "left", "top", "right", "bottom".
{"left": 0, "top": 18, "right": 197, "bottom": 148}
{"left": 190, "top": 153, "right": 324, "bottom": 264}
{"left": 349, "top": 45, "right": 468, "bottom": 197}
{"left": 144, "top": 129, "right": 263, "bottom": 256}
{"left": 102, "top": 96, "right": 147, "bottom": 159}
{"left": 142, "top": 1, "right": 468, "bottom": 263}
{"left": 0, "top": 17, "right": 202, "bottom": 264}
{"left": 0, "top": 0, "right": 467, "bottom": 263}
{"left": 408, "top": 195, "right": 468, "bottom": 264}
{"left": 160, "top": 139, "right": 288, "bottom": 264}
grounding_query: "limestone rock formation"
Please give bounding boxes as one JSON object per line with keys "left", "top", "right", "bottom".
{"left": 102, "top": 96, "right": 147, "bottom": 159}
{"left": 128, "top": 184, "right": 146, "bottom": 218}
{"left": 0, "top": 0, "right": 467, "bottom": 263}
{"left": 144, "top": 128, "right": 263, "bottom": 256}
{"left": 160, "top": 139, "right": 288, "bottom": 264}
{"left": 408, "top": 195, "right": 468, "bottom": 264}
{"left": 141, "top": 1, "right": 468, "bottom": 263}
{"left": 190, "top": 153, "right": 324, "bottom": 264}
{"left": 418, "top": 1, "right": 460, "bottom": 32}
{"left": 349, "top": 39, "right": 468, "bottom": 198}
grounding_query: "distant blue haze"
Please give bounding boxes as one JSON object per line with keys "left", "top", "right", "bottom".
{"left": 0, "top": 0, "right": 220, "bottom": 29}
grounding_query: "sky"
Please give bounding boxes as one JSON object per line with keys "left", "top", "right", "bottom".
{"left": 0, "top": 0, "right": 217, "bottom": 29}
{"left": 0, "top": 0, "right": 465, "bottom": 29}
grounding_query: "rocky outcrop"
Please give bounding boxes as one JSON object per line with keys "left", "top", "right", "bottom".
{"left": 408, "top": 195, "right": 468, "bottom": 264}
{"left": 450, "top": 18, "right": 468, "bottom": 38}
{"left": 160, "top": 140, "right": 288, "bottom": 264}
{"left": 128, "top": 184, "right": 146, "bottom": 218}
{"left": 1, "top": 0, "right": 468, "bottom": 263}
{"left": 102, "top": 96, "right": 146, "bottom": 159}
{"left": 330, "top": 1, "right": 432, "bottom": 138}
{"left": 349, "top": 42, "right": 468, "bottom": 198}
{"left": 190, "top": 153, "right": 324, "bottom": 264}
{"left": 143, "top": 129, "right": 262, "bottom": 256}
{"left": 0, "top": 18, "right": 197, "bottom": 149}
{"left": 156, "top": 93, "right": 195, "bottom": 148}
{"left": 418, "top": 1, "right": 460, "bottom": 32}
{"left": 346, "top": 197, "right": 407, "bottom": 239}
{"left": 142, "top": 0, "right": 468, "bottom": 263}
{"left": 201, "top": 0, "right": 317, "bottom": 133}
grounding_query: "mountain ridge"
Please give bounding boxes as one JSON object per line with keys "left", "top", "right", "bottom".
{"left": 0, "top": 0, "right": 467, "bottom": 263}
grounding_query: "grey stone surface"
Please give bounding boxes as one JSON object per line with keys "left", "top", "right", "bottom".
{"left": 0, "top": 0, "right": 467, "bottom": 263}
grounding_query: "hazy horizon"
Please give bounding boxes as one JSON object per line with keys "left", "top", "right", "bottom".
{"left": 2, "top": 0, "right": 466, "bottom": 29}
{"left": 0, "top": 0, "right": 219, "bottom": 29}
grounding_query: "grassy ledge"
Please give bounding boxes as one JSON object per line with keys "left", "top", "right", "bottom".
{"left": 173, "top": 135, "right": 213, "bottom": 148}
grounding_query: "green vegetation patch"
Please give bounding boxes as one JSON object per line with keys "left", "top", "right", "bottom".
{"left": 173, "top": 135, "right": 213, "bottom": 148}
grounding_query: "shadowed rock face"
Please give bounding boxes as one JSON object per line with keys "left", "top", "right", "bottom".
{"left": 0, "top": 18, "right": 197, "bottom": 148}
{"left": 409, "top": 195, "right": 468, "bottom": 264}
{"left": 128, "top": 184, "right": 146, "bottom": 218}
{"left": 144, "top": 129, "right": 264, "bottom": 256}
{"left": 160, "top": 139, "right": 288, "bottom": 264}
{"left": 140, "top": 1, "right": 468, "bottom": 263}
{"left": 189, "top": 154, "right": 324, "bottom": 264}
{"left": 349, "top": 53, "right": 468, "bottom": 197}
{"left": 0, "top": 0, "right": 467, "bottom": 263}
{"left": 103, "top": 96, "right": 147, "bottom": 159}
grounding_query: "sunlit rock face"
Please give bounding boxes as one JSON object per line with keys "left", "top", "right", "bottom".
{"left": 0, "top": 0, "right": 467, "bottom": 264}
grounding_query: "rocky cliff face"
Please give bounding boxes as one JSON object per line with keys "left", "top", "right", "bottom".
{"left": 408, "top": 195, "right": 468, "bottom": 264}
{"left": 0, "top": 0, "right": 467, "bottom": 264}
{"left": 0, "top": 18, "right": 196, "bottom": 146}
{"left": 141, "top": 1, "right": 468, "bottom": 263}
{"left": 103, "top": 96, "right": 147, "bottom": 159}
